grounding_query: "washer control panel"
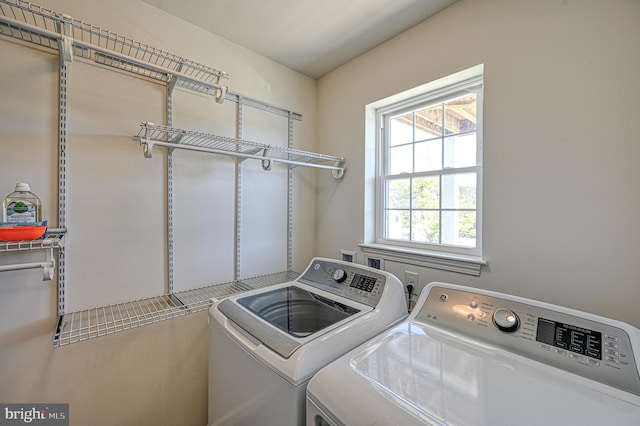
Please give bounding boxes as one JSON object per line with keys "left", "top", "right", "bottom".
{"left": 298, "top": 259, "right": 386, "bottom": 307}
{"left": 416, "top": 283, "right": 640, "bottom": 396}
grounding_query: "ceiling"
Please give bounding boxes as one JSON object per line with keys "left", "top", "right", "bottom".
{"left": 141, "top": 0, "right": 459, "bottom": 79}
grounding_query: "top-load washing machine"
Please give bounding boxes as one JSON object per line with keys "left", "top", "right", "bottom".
{"left": 307, "top": 282, "right": 640, "bottom": 426}
{"left": 208, "top": 257, "right": 408, "bottom": 426}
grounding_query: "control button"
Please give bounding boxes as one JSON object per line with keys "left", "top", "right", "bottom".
{"left": 469, "top": 301, "right": 478, "bottom": 309}
{"left": 586, "top": 359, "right": 600, "bottom": 366}
{"left": 333, "top": 269, "right": 347, "bottom": 283}
{"left": 569, "top": 353, "right": 583, "bottom": 361}
{"left": 554, "top": 348, "right": 567, "bottom": 356}
{"left": 605, "top": 335, "right": 619, "bottom": 343}
{"left": 605, "top": 355, "right": 620, "bottom": 364}
{"left": 439, "top": 294, "right": 448, "bottom": 302}
{"left": 605, "top": 349, "right": 619, "bottom": 357}
{"left": 538, "top": 344, "right": 550, "bottom": 351}
{"left": 467, "top": 314, "right": 476, "bottom": 321}
{"left": 605, "top": 341, "right": 619, "bottom": 350}
{"left": 493, "top": 308, "right": 520, "bottom": 332}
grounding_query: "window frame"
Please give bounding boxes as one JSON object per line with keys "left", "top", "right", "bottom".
{"left": 375, "top": 75, "right": 484, "bottom": 258}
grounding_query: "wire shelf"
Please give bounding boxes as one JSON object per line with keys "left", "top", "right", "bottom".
{"left": 0, "top": 0, "right": 229, "bottom": 97}
{"left": 0, "top": 229, "right": 65, "bottom": 252}
{"left": 0, "top": 0, "right": 58, "bottom": 49}
{"left": 135, "top": 122, "right": 346, "bottom": 176}
{"left": 53, "top": 270, "right": 300, "bottom": 347}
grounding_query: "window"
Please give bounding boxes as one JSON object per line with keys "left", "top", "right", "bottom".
{"left": 376, "top": 70, "right": 483, "bottom": 258}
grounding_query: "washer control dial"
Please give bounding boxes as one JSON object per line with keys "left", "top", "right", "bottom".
{"left": 333, "top": 269, "right": 347, "bottom": 283}
{"left": 493, "top": 308, "right": 520, "bottom": 332}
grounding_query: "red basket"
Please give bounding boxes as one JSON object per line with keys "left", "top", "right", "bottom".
{"left": 0, "top": 225, "right": 47, "bottom": 242}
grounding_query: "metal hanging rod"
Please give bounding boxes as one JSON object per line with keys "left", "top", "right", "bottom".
{"left": 134, "top": 123, "right": 346, "bottom": 178}
{"left": 0, "top": 259, "right": 55, "bottom": 280}
{"left": 0, "top": 261, "right": 51, "bottom": 272}
{"left": 0, "top": 0, "right": 229, "bottom": 101}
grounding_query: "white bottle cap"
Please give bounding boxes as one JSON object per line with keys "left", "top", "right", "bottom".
{"left": 15, "top": 182, "right": 31, "bottom": 192}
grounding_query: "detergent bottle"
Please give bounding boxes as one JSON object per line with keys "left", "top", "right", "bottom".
{"left": 3, "top": 182, "right": 42, "bottom": 223}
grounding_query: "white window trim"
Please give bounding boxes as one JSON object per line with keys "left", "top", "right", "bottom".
{"left": 359, "top": 243, "right": 487, "bottom": 276}
{"left": 365, "top": 65, "right": 487, "bottom": 275}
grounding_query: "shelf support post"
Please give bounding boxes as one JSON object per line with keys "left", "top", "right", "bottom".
{"left": 55, "top": 13, "right": 71, "bottom": 316}
{"left": 55, "top": 14, "right": 74, "bottom": 65}
{"left": 287, "top": 112, "right": 294, "bottom": 272}
{"left": 166, "top": 72, "right": 177, "bottom": 294}
{"left": 234, "top": 97, "right": 244, "bottom": 281}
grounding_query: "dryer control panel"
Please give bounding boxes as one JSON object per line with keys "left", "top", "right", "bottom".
{"left": 415, "top": 283, "right": 640, "bottom": 397}
{"left": 297, "top": 258, "right": 389, "bottom": 307}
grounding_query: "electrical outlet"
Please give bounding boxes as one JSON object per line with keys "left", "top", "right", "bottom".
{"left": 366, "top": 257, "right": 384, "bottom": 270}
{"left": 405, "top": 271, "right": 419, "bottom": 286}
{"left": 340, "top": 250, "right": 356, "bottom": 263}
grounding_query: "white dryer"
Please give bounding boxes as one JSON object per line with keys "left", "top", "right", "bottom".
{"left": 307, "top": 282, "right": 640, "bottom": 426}
{"left": 208, "top": 257, "right": 408, "bottom": 426}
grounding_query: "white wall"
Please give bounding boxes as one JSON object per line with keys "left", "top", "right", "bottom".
{"left": 316, "top": 0, "right": 640, "bottom": 327}
{"left": 2, "top": 0, "right": 639, "bottom": 424}
{"left": 0, "top": 0, "right": 317, "bottom": 424}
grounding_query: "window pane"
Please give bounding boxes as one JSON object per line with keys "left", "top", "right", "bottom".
{"left": 377, "top": 71, "right": 482, "bottom": 253}
{"left": 411, "top": 211, "right": 439, "bottom": 243}
{"left": 441, "top": 211, "right": 476, "bottom": 247}
{"left": 386, "top": 179, "right": 410, "bottom": 208}
{"left": 389, "top": 113, "right": 413, "bottom": 146}
{"left": 445, "top": 94, "right": 477, "bottom": 135}
{"left": 443, "top": 133, "right": 476, "bottom": 169}
{"left": 442, "top": 173, "right": 476, "bottom": 209}
{"left": 411, "top": 177, "right": 439, "bottom": 209}
{"left": 414, "top": 139, "right": 441, "bottom": 172}
{"left": 386, "top": 209, "right": 410, "bottom": 240}
{"left": 415, "top": 105, "right": 442, "bottom": 138}
{"left": 388, "top": 144, "right": 413, "bottom": 174}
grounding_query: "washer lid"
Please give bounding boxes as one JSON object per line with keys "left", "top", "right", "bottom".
{"left": 218, "top": 285, "right": 360, "bottom": 358}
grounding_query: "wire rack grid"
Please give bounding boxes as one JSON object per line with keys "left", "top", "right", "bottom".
{"left": 137, "top": 122, "right": 270, "bottom": 157}
{"left": 135, "top": 122, "right": 346, "bottom": 173}
{"left": 0, "top": 0, "right": 59, "bottom": 49}
{"left": 0, "top": 0, "right": 229, "bottom": 94}
{"left": 53, "top": 270, "right": 300, "bottom": 347}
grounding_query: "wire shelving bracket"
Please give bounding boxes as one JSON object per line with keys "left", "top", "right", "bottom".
{"left": 134, "top": 122, "right": 346, "bottom": 177}
{"left": 0, "top": 0, "right": 347, "bottom": 346}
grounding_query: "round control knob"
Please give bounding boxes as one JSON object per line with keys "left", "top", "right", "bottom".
{"left": 333, "top": 269, "right": 347, "bottom": 283}
{"left": 493, "top": 308, "right": 520, "bottom": 332}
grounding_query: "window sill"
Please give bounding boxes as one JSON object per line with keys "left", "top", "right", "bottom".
{"left": 359, "top": 243, "right": 487, "bottom": 276}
